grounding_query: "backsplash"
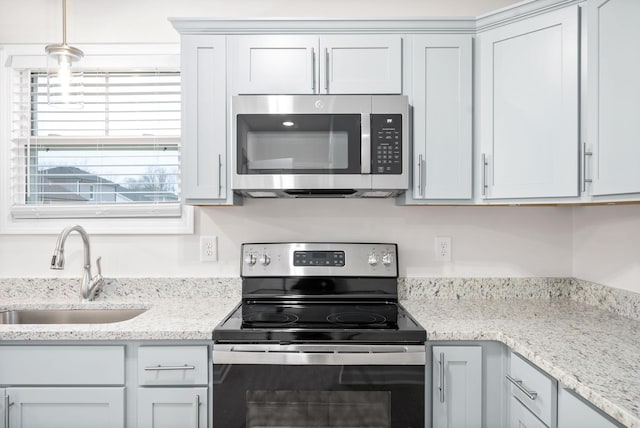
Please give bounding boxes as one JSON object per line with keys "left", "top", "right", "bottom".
{"left": 1, "top": 277, "right": 638, "bottom": 321}
{"left": 398, "top": 277, "right": 574, "bottom": 300}
{"left": 398, "top": 277, "right": 640, "bottom": 321}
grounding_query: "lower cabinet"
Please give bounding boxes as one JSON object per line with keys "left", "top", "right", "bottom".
{"left": 137, "top": 388, "right": 207, "bottom": 428}
{"left": 558, "top": 387, "right": 620, "bottom": 428}
{"left": 509, "top": 395, "right": 548, "bottom": 428}
{"left": 507, "top": 352, "right": 557, "bottom": 428}
{"left": 2, "top": 387, "right": 124, "bottom": 428}
{"left": 432, "top": 345, "right": 483, "bottom": 428}
{"left": 0, "top": 343, "right": 212, "bottom": 428}
{"left": 136, "top": 345, "right": 209, "bottom": 428}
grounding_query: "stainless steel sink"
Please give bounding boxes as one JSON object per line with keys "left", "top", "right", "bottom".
{"left": 0, "top": 308, "right": 147, "bottom": 324}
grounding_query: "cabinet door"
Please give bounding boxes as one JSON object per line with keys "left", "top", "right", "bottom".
{"left": 587, "top": 0, "right": 640, "bottom": 196}
{"left": 320, "top": 35, "right": 402, "bottom": 94}
{"left": 137, "top": 388, "right": 207, "bottom": 428}
{"left": 181, "top": 35, "right": 228, "bottom": 203}
{"left": 432, "top": 346, "right": 482, "bottom": 428}
{"left": 411, "top": 35, "right": 472, "bottom": 200}
{"left": 6, "top": 388, "right": 124, "bottom": 428}
{"left": 558, "top": 388, "right": 620, "bottom": 428}
{"left": 0, "top": 389, "right": 5, "bottom": 428}
{"left": 509, "top": 396, "right": 548, "bottom": 428}
{"left": 232, "top": 35, "right": 318, "bottom": 94}
{"left": 479, "top": 6, "right": 579, "bottom": 199}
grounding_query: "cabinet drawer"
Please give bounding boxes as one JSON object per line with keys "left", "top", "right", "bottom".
{"left": 0, "top": 346, "right": 124, "bottom": 385}
{"left": 510, "top": 395, "right": 548, "bottom": 428}
{"left": 138, "top": 346, "right": 208, "bottom": 386}
{"left": 509, "top": 353, "right": 557, "bottom": 427}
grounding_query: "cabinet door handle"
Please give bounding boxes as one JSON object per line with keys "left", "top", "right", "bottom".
{"left": 144, "top": 364, "right": 196, "bottom": 371}
{"left": 5, "top": 394, "right": 10, "bottom": 428}
{"left": 310, "top": 48, "right": 316, "bottom": 93}
{"left": 417, "top": 154, "right": 425, "bottom": 198}
{"left": 324, "top": 48, "right": 330, "bottom": 92}
{"left": 194, "top": 394, "right": 200, "bottom": 428}
{"left": 438, "top": 352, "right": 445, "bottom": 403}
{"left": 218, "top": 153, "right": 223, "bottom": 197}
{"left": 481, "top": 153, "right": 488, "bottom": 197}
{"left": 582, "top": 142, "right": 593, "bottom": 192}
{"left": 506, "top": 374, "right": 538, "bottom": 400}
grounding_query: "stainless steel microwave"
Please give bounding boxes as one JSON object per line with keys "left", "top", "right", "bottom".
{"left": 231, "top": 95, "right": 409, "bottom": 198}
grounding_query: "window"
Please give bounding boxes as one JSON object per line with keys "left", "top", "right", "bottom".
{"left": 13, "top": 70, "right": 180, "bottom": 211}
{"left": 0, "top": 45, "right": 192, "bottom": 234}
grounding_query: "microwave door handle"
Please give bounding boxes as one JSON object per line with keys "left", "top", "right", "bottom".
{"left": 361, "top": 113, "right": 371, "bottom": 174}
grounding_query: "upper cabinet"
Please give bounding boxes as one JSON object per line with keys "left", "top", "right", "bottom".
{"left": 586, "top": 0, "right": 640, "bottom": 197}
{"left": 181, "top": 35, "right": 233, "bottom": 204}
{"left": 231, "top": 35, "right": 402, "bottom": 95}
{"left": 408, "top": 35, "right": 473, "bottom": 202}
{"left": 478, "top": 6, "right": 580, "bottom": 200}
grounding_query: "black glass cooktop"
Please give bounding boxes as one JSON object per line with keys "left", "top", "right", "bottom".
{"left": 214, "top": 301, "right": 426, "bottom": 344}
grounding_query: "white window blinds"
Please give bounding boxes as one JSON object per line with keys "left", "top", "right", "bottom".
{"left": 10, "top": 70, "right": 182, "bottom": 219}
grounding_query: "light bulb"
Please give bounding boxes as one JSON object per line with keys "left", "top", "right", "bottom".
{"left": 57, "top": 55, "right": 72, "bottom": 104}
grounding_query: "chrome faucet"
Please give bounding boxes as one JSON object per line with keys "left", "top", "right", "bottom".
{"left": 50, "top": 225, "right": 104, "bottom": 301}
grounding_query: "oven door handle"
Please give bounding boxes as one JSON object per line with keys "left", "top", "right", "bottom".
{"left": 212, "top": 344, "right": 426, "bottom": 365}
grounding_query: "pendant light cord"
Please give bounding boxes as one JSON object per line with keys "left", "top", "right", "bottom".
{"left": 62, "top": 0, "right": 67, "bottom": 45}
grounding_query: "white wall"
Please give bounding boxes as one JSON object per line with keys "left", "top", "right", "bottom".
{"left": 0, "top": 0, "right": 521, "bottom": 44}
{"left": 0, "top": 0, "right": 602, "bottom": 285}
{"left": 573, "top": 205, "right": 640, "bottom": 294}
{"left": 0, "top": 200, "right": 574, "bottom": 278}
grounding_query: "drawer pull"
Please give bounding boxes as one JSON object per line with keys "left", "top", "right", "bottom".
{"left": 506, "top": 374, "right": 538, "bottom": 400}
{"left": 144, "top": 364, "right": 196, "bottom": 371}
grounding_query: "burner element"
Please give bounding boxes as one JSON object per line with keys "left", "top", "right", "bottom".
{"left": 243, "top": 311, "right": 299, "bottom": 325}
{"left": 327, "top": 312, "right": 387, "bottom": 325}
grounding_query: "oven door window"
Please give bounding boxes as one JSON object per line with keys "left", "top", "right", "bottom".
{"left": 213, "top": 364, "right": 424, "bottom": 428}
{"left": 236, "top": 114, "right": 361, "bottom": 174}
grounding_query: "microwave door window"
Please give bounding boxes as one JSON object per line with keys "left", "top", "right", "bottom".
{"left": 237, "top": 114, "right": 361, "bottom": 174}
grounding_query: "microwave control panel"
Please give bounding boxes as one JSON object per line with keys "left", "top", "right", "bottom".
{"left": 371, "top": 114, "right": 402, "bottom": 174}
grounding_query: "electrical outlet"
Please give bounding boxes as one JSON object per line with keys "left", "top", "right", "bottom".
{"left": 200, "top": 236, "right": 218, "bottom": 262}
{"left": 434, "top": 236, "right": 452, "bottom": 262}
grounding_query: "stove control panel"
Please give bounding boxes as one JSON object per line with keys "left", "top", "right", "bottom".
{"left": 241, "top": 243, "right": 398, "bottom": 277}
{"left": 294, "top": 250, "right": 345, "bottom": 267}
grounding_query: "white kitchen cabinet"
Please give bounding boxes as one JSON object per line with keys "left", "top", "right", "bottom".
{"left": 509, "top": 395, "right": 548, "bottom": 428}
{"left": 508, "top": 353, "right": 557, "bottom": 427}
{"left": 410, "top": 35, "right": 473, "bottom": 201}
{"left": 4, "top": 388, "right": 124, "bottom": 428}
{"left": 478, "top": 6, "right": 579, "bottom": 199}
{"left": 232, "top": 35, "right": 402, "bottom": 94}
{"left": 558, "top": 387, "right": 620, "bottom": 428}
{"left": 180, "top": 34, "right": 231, "bottom": 204}
{"left": 586, "top": 0, "right": 640, "bottom": 196}
{"left": 136, "top": 346, "right": 209, "bottom": 428}
{"left": 137, "top": 388, "right": 207, "bottom": 428}
{"left": 0, "top": 346, "right": 125, "bottom": 428}
{"left": 432, "top": 345, "right": 482, "bottom": 428}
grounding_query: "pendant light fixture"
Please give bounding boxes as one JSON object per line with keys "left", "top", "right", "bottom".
{"left": 45, "top": 0, "right": 84, "bottom": 107}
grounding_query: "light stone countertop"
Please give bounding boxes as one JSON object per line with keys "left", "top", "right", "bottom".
{"left": 1, "top": 277, "right": 638, "bottom": 427}
{"left": 402, "top": 298, "right": 640, "bottom": 428}
{"left": 0, "top": 298, "right": 239, "bottom": 341}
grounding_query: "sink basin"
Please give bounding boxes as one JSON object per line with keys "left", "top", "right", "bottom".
{"left": 0, "top": 308, "right": 147, "bottom": 325}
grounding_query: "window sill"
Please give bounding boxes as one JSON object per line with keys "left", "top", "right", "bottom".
{"left": 0, "top": 205, "right": 194, "bottom": 235}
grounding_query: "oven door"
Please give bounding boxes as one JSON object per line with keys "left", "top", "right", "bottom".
{"left": 212, "top": 344, "right": 425, "bottom": 428}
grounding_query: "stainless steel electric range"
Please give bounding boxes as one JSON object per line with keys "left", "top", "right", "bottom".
{"left": 212, "top": 243, "right": 426, "bottom": 428}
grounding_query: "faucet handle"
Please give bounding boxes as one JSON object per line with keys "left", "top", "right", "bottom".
{"left": 95, "top": 256, "right": 102, "bottom": 276}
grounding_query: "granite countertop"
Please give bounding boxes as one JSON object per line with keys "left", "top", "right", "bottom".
{"left": 402, "top": 298, "right": 640, "bottom": 428}
{"left": 0, "top": 277, "right": 638, "bottom": 427}
{"left": 0, "top": 297, "right": 239, "bottom": 341}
